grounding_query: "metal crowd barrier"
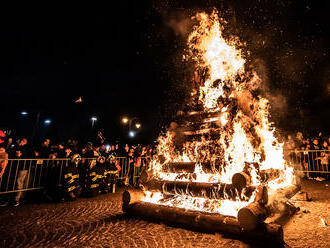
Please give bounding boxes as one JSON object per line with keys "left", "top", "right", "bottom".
{"left": 1, "top": 150, "right": 327, "bottom": 196}
{"left": 285, "top": 149, "right": 330, "bottom": 177}
{"left": 0, "top": 157, "right": 150, "bottom": 195}
{"left": 0, "top": 159, "right": 69, "bottom": 195}
{"left": 115, "top": 157, "right": 150, "bottom": 185}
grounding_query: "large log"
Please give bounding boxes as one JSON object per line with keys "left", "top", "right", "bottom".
{"left": 180, "top": 110, "right": 222, "bottom": 124}
{"left": 141, "top": 180, "right": 257, "bottom": 201}
{"left": 162, "top": 162, "right": 214, "bottom": 173}
{"left": 122, "top": 189, "right": 145, "bottom": 211}
{"left": 280, "top": 184, "right": 301, "bottom": 199}
{"left": 232, "top": 169, "right": 282, "bottom": 189}
{"left": 237, "top": 202, "right": 269, "bottom": 231}
{"left": 124, "top": 201, "right": 283, "bottom": 244}
{"left": 237, "top": 184, "right": 301, "bottom": 231}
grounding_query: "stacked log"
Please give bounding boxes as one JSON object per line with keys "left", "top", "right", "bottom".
{"left": 141, "top": 180, "right": 256, "bottom": 201}
{"left": 122, "top": 189, "right": 283, "bottom": 244}
{"left": 232, "top": 169, "right": 282, "bottom": 189}
{"left": 237, "top": 184, "right": 301, "bottom": 231}
{"left": 162, "top": 162, "right": 214, "bottom": 173}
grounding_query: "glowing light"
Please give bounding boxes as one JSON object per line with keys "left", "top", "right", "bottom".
{"left": 44, "top": 119, "right": 51, "bottom": 125}
{"left": 129, "top": 131, "right": 135, "bottom": 138}
{"left": 135, "top": 123, "right": 141, "bottom": 129}
{"left": 122, "top": 117, "right": 129, "bottom": 124}
{"left": 21, "top": 111, "right": 28, "bottom": 116}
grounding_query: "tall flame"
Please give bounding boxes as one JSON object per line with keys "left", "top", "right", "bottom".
{"left": 142, "top": 9, "right": 296, "bottom": 216}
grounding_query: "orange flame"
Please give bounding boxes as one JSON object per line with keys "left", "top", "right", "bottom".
{"left": 143, "top": 9, "right": 296, "bottom": 216}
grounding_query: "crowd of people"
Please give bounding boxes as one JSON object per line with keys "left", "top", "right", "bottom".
{"left": 0, "top": 136, "right": 154, "bottom": 207}
{"left": 284, "top": 132, "right": 330, "bottom": 151}
{"left": 284, "top": 132, "right": 330, "bottom": 176}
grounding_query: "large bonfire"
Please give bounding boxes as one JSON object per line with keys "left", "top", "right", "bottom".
{"left": 140, "top": 10, "right": 297, "bottom": 218}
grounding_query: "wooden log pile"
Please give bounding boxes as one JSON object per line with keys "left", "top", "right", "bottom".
{"left": 141, "top": 180, "right": 256, "bottom": 201}
{"left": 122, "top": 189, "right": 284, "bottom": 244}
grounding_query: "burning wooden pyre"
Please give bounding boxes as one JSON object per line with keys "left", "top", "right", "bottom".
{"left": 122, "top": 10, "right": 300, "bottom": 245}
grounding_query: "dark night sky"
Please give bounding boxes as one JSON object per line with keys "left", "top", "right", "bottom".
{"left": 1, "top": 1, "right": 330, "bottom": 144}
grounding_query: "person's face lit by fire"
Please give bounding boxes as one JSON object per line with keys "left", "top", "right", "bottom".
{"left": 313, "top": 139, "right": 319, "bottom": 145}
{"left": 19, "top": 138, "right": 27, "bottom": 146}
{"left": 65, "top": 148, "right": 71, "bottom": 156}
{"left": 125, "top": 145, "right": 129, "bottom": 152}
{"left": 322, "top": 141, "right": 328, "bottom": 148}
{"left": 16, "top": 150, "right": 22, "bottom": 157}
{"left": 43, "top": 139, "right": 50, "bottom": 147}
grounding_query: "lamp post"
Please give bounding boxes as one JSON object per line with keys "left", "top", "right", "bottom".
{"left": 121, "top": 116, "right": 141, "bottom": 138}
{"left": 91, "top": 116, "right": 97, "bottom": 128}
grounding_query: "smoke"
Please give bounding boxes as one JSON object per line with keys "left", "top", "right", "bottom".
{"left": 165, "top": 10, "right": 195, "bottom": 38}
{"left": 252, "top": 58, "right": 288, "bottom": 119}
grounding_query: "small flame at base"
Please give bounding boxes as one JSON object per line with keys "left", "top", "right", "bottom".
{"left": 141, "top": 190, "right": 256, "bottom": 217}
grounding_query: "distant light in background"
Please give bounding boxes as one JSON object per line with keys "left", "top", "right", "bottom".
{"left": 44, "top": 119, "right": 52, "bottom": 125}
{"left": 129, "top": 131, "right": 135, "bottom": 138}
{"left": 122, "top": 117, "right": 129, "bottom": 124}
{"left": 21, "top": 111, "right": 28, "bottom": 116}
{"left": 135, "top": 123, "right": 141, "bottom": 129}
{"left": 91, "top": 116, "right": 97, "bottom": 128}
{"left": 105, "top": 144, "right": 110, "bottom": 151}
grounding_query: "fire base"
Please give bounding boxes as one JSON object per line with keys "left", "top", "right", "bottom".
{"left": 122, "top": 190, "right": 284, "bottom": 245}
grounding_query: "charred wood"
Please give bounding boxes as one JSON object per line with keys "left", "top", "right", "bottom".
{"left": 141, "top": 180, "right": 257, "bottom": 201}
{"left": 162, "top": 162, "right": 215, "bottom": 173}
{"left": 232, "top": 169, "right": 282, "bottom": 189}
{"left": 124, "top": 201, "right": 283, "bottom": 244}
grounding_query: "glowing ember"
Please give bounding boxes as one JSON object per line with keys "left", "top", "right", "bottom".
{"left": 142, "top": 9, "right": 296, "bottom": 217}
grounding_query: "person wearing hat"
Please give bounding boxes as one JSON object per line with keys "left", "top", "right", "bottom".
{"left": 96, "top": 155, "right": 107, "bottom": 194}
{"left": 62, "top": 154, "right": 82, "bottom": 201}
{"left": 85, "top": 155, "right": 100, "bottom": 197}
{"left": 104, "top": 154, "right": 120, "bottom": 193}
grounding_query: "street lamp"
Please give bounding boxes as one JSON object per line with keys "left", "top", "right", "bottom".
{"left": 21, "top": 111, "right": 28, "bottom": 116}
{"left": 91, "top": 116, "right": 97, "bottom": 127}
{"left": 129, "top": 131, "right": 135, "bottom": 138}
{"left": 121, "top": 116, "right": 141, "bottom": 138}
{"left": 122, "top": 117, "right": 129, "bottom": 124}
{"left": 44, "top": 119, "right": 52, "bottom": 125}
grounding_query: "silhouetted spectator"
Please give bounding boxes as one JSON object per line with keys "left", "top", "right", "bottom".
{"left": 39, "top": 139, "right": 51, "bottom": 158}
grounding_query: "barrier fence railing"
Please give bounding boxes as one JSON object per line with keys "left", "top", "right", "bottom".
{"left": 0, "top": 159, "right": 70, "bottom": 195}
{"left": 0, "top": 157, "right": 151, "bottom": 195}
{"left": 0, "top": 151, "right": 329, "bottom": 195}
{"left": 285, "top": 149, "right": 330, "bottom": 176}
